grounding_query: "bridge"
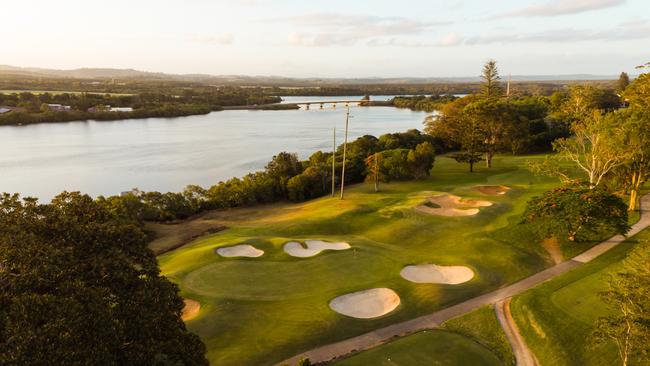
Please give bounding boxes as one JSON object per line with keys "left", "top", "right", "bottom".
{"left": 294, "top": 99, "right": 371, "bottom": 110}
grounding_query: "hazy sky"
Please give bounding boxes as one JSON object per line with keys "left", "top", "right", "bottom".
{"left": 3, "top": 0, "right": 648, "bottom": 77}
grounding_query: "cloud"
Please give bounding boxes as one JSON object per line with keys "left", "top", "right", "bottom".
{"left": 270, "top": 13, "right": 450, "bottom": 47}
{"left": 367, "top": 33, "right": 463, "bottom": 48}
{"left": 191, "top": 34, "right": 234, "bottom": 45}
{"left": 465, "top": 21, "right": 650, "bottom": 44}
{"left": 496, "top": 0, "right": 625, "bottom": 18}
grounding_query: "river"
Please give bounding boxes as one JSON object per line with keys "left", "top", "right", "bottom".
{"left": 0, "top": 98, "right": 429, "bottom": 199}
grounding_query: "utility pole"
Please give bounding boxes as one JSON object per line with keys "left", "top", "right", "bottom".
{"left": 506, "top": 74, "right": 511, "bottom": 97}
{"left": 331, "top": 127, "right": 336, "bottom": 197}
{"left": 339, "top": 107, "right": 350, "bottom": 199}
{"left": 374, "top": 153, "right": 379, "bottom": 192}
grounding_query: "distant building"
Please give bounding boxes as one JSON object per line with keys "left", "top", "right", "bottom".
{"left": 0, "top": 107, "right": 12, "bottom": 114}
{"left": 0, "top": 106, "right": 23, "bottom": 114}
{"left": 109, "top": 107, "right": 133, "bottom": 112}
{"left": 47, "top": 104, "right": 71, "bottom": 112}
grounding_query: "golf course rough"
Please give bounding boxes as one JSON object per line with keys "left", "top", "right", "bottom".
{"left": 416, "top": 193, "right": 493, "bottom": 217}
{"left": 329, "top": 288, "right": 401, "bottom": 319}
{"left": 216, "top": 244, "right": 264, "bottom": 258}
{"left": 284, "top": 240, "right": 351, "bottom": 257}
{"left": 400, "top": 264, "right": 475, "bottom": 284}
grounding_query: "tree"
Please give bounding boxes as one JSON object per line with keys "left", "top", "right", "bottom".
{"left": 617, "top": 72, "right": 630, "bottom": 93}
{"left": 265, "top": 152, "right": 302, "bottom": 198}
{"left": 0, "top": 192, "right": 207, "bottom": 365}
{"left": 592, "top": 241, "right": 650, "bottom": 366}
{"left": 449, "top": 152, "right": 483, "bottom": 173}
{"left": 464, "top": 99, "right": 518, "bottom": 168}
{"left": 522, "top": 186, "right": 629, "bottom": 242}
{"left": 407, "top": 141, "right": 436, "bottom": 179}
{"left": 480, "top": 59, "right": 502, "bottom": 99}
{"left": 551, "top": 111, "right": 628, "bottom": 188}
{"left": 611, "top": 109, "right": 650, "bottom": 210}
{"left": 365, "top": 152, "right": 383, "bottom": 192}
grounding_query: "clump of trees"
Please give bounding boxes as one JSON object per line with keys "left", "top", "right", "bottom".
{"left": 0, "top": 88, "right": 281, "bottom": 126}
{"left": 0, "top": 192, "right": 207, "bottom": 365}
{"left": 392, "top": 94, "right": 458, "bottom": 112}
{"left": 522, "top": 186, "right": 629, "bottom": 242}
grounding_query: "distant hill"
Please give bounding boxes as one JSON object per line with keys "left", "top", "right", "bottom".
{"left": 0, "top": 64, "right": 630, "bottom": 85}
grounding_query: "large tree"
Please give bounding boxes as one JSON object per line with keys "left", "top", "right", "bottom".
{"left": 551, "top": 111, "right": 628, "bottom": 188}
{"left": 0, "top": 192, "right": 207, "bottom": 366}
{"left": 617, "top": 72, "right": 630, "bottom": 93}
{"left": 480, "top": 59, "right": 502, "bottom": 99}
{"left": 522, "top": 186, "right": 629, "bottom": 242}
{"left": 464, "top": 98, "right": 519, "bottom": 168}
{"left": 592, "top": 240, "right": 650, "bottom": 366}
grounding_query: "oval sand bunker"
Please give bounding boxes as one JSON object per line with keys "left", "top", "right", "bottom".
{"left": 182, "top": 299, "right": 200, "bottom": 321}
{"left": 284, "top": 240, "right": 350, "bottom": 258}
{"left": 216, "top": 244, "right": 264, "bottom": 258}
{"left": 400, "top": 264, "right": 474, "bottom": 284}
{"left": 329, "top": 288, "right": 400, "bottom": 319}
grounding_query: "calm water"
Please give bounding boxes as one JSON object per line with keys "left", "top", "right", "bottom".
{"left": 0, "top": 102, "right": 429, "bottom": 199}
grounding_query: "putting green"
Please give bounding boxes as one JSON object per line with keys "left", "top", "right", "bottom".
{"left": 157, "top": 155, "right": 568, "bottom": 365}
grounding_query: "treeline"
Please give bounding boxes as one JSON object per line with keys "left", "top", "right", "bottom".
{"left": 426, "top": 61, "right": 625, "bottom": 171}
{"left": 96, "top": 130, "right": 440, "bottom": 223}
{"left": 392, "top": 95, "right": 459, "bottom": 112}
{"left": 0, "top": 88, "right": 280, "bottom": 126}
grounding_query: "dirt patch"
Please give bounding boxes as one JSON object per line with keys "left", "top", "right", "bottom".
{"left": 182, "top": 299, "right": 200, "bottom": 321}
{"left": 415, "top": 194, "right": 492, "bottom": 217}
{"left": 329, "top": 288, "right": 400, "bottom": 319}
{"left": 147, "top": 220, "right": 226, "bottom": 255}
{"left": 474, "top": 185, "right": 511, "bottom": 195}
{"left": 284, "top": 240, "right": 351, "bottom": 258}
{"left": 541, "top": 237, "right": 563, "bottom": 264}
{"left": 400, "top": 264, "right": 474, "bottom": 284}
{"left": 216, "top": 244, "right": 264, "bottom": 258}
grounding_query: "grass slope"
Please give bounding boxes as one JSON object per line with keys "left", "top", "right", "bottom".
{"left": 511, "top": 229, "right": 650, "bottom": 366}
{"left": 156, "top": 155, "right": 580, "bottom": 365}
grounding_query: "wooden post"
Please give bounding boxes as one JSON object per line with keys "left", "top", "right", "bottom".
{"left": 340, "top": 108, "right": 350, "bottom": 199}
{"left": 331, "top": 127, "right": 336, "bottom": 197}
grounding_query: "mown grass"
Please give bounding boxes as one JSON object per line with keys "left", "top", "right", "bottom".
{"left": 156, "top": 155, "right": 585, "bottom": 365}
{"left": 510, "top": 229, "right": 650, "bottom": 366}
{"left": 331, "top": 329, "right": 503, "bottom": 366}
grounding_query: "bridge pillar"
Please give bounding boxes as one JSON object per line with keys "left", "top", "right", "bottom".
{"left": 305, "top": 104, "right": 310, "bottom": 110}
{"left": 320, "top": 103, "right": 324, "bottom": 109}
{"left": 332, "top": 103, "right": 336, "bottom": 108}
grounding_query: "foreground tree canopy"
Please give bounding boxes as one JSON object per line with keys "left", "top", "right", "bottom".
{"left": 0, "top": 192, "right": 207, "bottom": 366}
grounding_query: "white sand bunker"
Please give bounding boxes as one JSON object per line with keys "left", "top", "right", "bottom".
{"left": 415, "top": 194, "right": 492, "bottom": 217}
{"left": 400, "top": 264, "right": 474, "bottom": 284}
{"left": 216, "top": 244, "right": 264, "bottom": 258}
{"left": 182, "top": 299, "right": 200, "bottom": 321}
{"left": 284, "top": 240, "right": 351, "bottom": 258}
{"left": 329, "top": 288, "right": 400, "bottom": 319}
{"left": 475, "top": 185, "right": 511, "bottom": 195}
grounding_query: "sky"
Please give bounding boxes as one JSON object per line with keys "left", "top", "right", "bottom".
{"left": 2, "top": 0, "right": 648, "bottom": 77}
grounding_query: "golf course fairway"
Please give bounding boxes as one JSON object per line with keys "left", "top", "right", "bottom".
{"left": 156, "top": 155, "right": 605, "bottom": 365}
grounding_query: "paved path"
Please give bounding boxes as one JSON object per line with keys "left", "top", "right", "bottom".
{"left": 278, "top": 194, "right": 650, "bottom": 366}
{"left": 495, "top": 298, "right": 538, "bottom": 366}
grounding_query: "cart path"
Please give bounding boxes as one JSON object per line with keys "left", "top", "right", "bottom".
{"left": 277, "top": 193, "right": 650, "bottom": 366}
{"left": 495, "top": 298, "right": 538, "bottom": 366}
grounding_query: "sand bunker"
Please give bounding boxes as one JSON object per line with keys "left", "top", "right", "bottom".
{"left": 475, "top": 185, "right": 511, "bottom": 195}
{"left": 284, "top": 240, "right": 351, "bottom": 258}
{"left": 415, "top": 194, "right": 492, "bottom": 217}
{"left": 216, "top": 244, "right": 264, "bottom": 258}
{"left": 400, "top": 264, "right": 474, "bottom": 284}
{"left": 182, "top": 299, "right": 200, "bottom": 321}
{"left": 329, "top": 288, "right": 400, "bottom": 319}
